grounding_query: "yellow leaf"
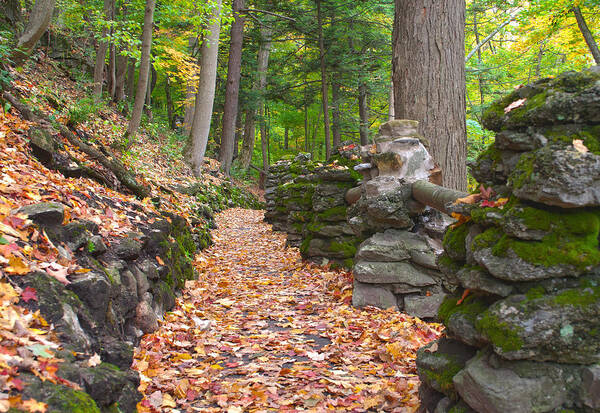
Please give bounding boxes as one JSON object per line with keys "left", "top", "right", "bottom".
{"left": 210, "top": 363, "right": 224, "bottom": 370}
{"left": 5, "top": 256, "right": 29, "bottom": 275}
{"left": 161, "top": 393, "right": 176, "bottom": 408}
{"left": 21, "top": 399, "right": 47, "bottom": 413}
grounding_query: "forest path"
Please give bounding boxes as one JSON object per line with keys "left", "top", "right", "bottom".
{"left": 135, "top": 209, "right": 440, "bottom": 412}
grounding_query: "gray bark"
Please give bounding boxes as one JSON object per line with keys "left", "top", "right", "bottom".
{"left": 13, "top": 0, "right": 56, "bottom": 65}
{"left": 219, "top": 0, "right": 246, "bottom": 175}
{"left": 358, "top": 82, "right": 369, "bottom": 145}
{"left": 393, "top": 0, "right": 467, "bottom": 190}
{"left": 188, "top": 0, "right": 222, "bottom": 175}
{"left": 125, "top": 0, "right": 156, "bottom": 139}
{"left": 573, "top": 6, "right": 600, "bottom": 64}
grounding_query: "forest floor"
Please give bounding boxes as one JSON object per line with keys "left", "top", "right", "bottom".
{"left": 134, "top": 209, "right": 442, "bottom": 412}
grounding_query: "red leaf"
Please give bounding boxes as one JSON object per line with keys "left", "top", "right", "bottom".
{"left": 21, "top": 286, "right": 38, "bottom": 302}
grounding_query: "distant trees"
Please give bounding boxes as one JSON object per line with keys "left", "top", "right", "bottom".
{"left": 124, "top": 0, "right": 156, "bottom": 140}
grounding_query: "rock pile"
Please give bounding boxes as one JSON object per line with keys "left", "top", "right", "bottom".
{"left": 348, "top": 120, "right": 448, "bottom": 318}
{"left": 264, "top": 148, "right": 363, "bottom": 268}
{"left": 417, "top": 68, "right": 600, "bottom": 413}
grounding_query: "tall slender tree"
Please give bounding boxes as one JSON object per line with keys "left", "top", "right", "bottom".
{"left": 125, "top": 0, "right": 156, "bottom": 140}
{"left": 92, "top": 0, "right": 114, "bottom": 99}
{"left": 393, "top": 0, "right": 467, "bottom": 190}
{"left": 188, "top": 0, "right": 223, "bottom": 175}
{"left": 316, "top": 0, "right": 332, "bottom": 159}
{"left": 219, "top": 0, "right": 246, "bottom": 175}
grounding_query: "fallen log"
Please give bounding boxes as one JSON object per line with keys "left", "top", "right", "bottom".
{"left": 411, "top": 180, "right": 468, "bottom": 215}
{"left": 3, "top": 91, "right": 150, "bottom": 199}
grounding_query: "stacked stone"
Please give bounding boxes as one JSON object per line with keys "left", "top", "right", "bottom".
{"left": 348, "top": 120, "right": 448, "bottom": 318}
{"left": 417, "top": 68, "right": 600, "bottom": 413}
{"left": 264, "top": 150, "right": 363, "bottom": 267}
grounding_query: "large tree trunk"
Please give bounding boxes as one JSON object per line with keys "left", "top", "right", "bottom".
{"left": 187, "top": 0, "right": 222, "bottom": 175}
{"left": 125, "top": 0, "right": 156, "bottom": 139}
{"left": 234, "top": 108, "right": 242, "bottom": 159}
{"left": 218, "top": 0, "right": 245, "bottom": 175}
{"left": 316, "top": 0, "right": 331, "bottom": 159}
{"left": 393, "top": 0, "right": 467, "bottom": 190}
{"left": 358, "top": 82, "right": 369, "bottom": 145}
{"left": 572, "top": 6, "right": 600, "bottom": 65}
{"left": 92, "top": 0, "right": 113, "bottom": 99}
{"left": 13, "top": 0, "right": 56, "bottom": 65}
{"left": 239, "top": 26, "right": 272, "bottom": 170}
{"left": 114, "top": 52, "right": 128, "bottom": 101}
{"left": 331, "top": 79, "right": 342, "bottom": 149}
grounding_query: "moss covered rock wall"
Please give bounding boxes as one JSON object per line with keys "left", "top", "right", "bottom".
{"left": 417, "top": 67, "right": 600, "bottom": 413}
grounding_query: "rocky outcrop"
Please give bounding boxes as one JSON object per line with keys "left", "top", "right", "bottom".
{"left": 8, "top": 179, "right": 262, "bottom": 412}
{"left": 417, "top": 67, "right": 600, "bottom": 413}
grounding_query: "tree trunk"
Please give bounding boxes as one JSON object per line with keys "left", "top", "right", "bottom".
{"left": 388, "top": 81, "right": 394, "bottom": 121}
{"left": 1, "top": 0, "right": 22, "bottom": 31}
{"left": 331, "top": 79, "right": 342, "bottom": 149}
{"left": 572, "top": 6, "right": 600, "bottom": 64}
{"left": 108, "top": 43, "right": 117, "bottom": 99}
{"left": 114, "top": 52, "right": 128, "bottom": 101}
{"left": 234, "top": 108, "right": 242, "bottom": 159}
{"left": 125, "top": 57, "right": 136, "bottom": 99}
{"left": 304, "top": 84, "right": 309, "bottom": 152}
{"left": 125, "top": 0, "right": 156, "bottom": 139}
{"left": 240, "top": 109, "right": 255, "bottom": 168}
{"left": 13, "top": 0, "right": 56, "bottom": 65}
{"left": 144, "top": 62, "right": 156, "bottom": 120}
{"left": 239, "top": 25, "right": 272, "bottom": 170}
{"left": 473, "top": 11, "right": 485, "bottom": 121}
{"left": 358, "top": 82, "right": 369, "bottom": 145}
{"left": 92, "top": 0, "right": 113, "bottom": 99}
{"left": 316, "top": 0, "right": 331, "bottom": 159}
{"left": 393, "top": 0, "right": 467, "bottom": 190}
{"left": 187, "top": 0, "right": 222, "bottom": 175}
{"left": 218, "top": 0, "right": 245, "bottom": 175}
{"left": 259, "top": 104, "right": 268, "bottom": 189}
{"left": 165, "top": 73, "right": 175, "bottom": 129}
{"left": 284, "top": 127, "right": 289, "bottom": 150}
{"left": 183, "top": 36, "right": 199, "bottom": 136}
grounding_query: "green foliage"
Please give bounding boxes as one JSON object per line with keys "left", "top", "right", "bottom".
{"left": 0, "top": 30, "right": 14, "bottom": 88}
{"left": 66, "top": 97, "right": 107, "bottom": 128}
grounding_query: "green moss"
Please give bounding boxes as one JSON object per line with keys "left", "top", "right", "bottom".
{"left": 471, "top": 227, "right": 503, "bottom": 251}
{"left": 476, "top": 312, "right": 524, "bottom": 352}
{"left": 438, "top": 294, "right": 488, "bottom": 325}
{"left": 525, "top": 286, "right": 545, "bottom": 300}
{"left": 305, "top": 220, "right": 325, "bottom": 234}
{"left": 553, "top": 284, "right": 600, "bottom": 307}
{"left": 343, "top": 258, "right": 354, "bottom": 268}
{"left": 329, "top": 240, "right": 358, "bottom": 258}
{"left": 506, "top": 204, "right": 600, "bottom": 236}
{"left": 300, "top": 234, "right": 313, "bottom": 255}
{"left": 86, "top": 240, "right": 96, "bottom": 253}
{"left": 422, "top": 357, "right": 463, "bottom": 400}
{"left": 437, "top": 253, "right": 462, "bottom": 274}
{"left": 317, "top": 205, "right": 347, "bottom": 221}
{"left": 448, "top": 405, "right": 468, "bottom": 413}
{"left": 543, "top": 125, "right": 600, "bottom": 155}
{"left": 442, "top": 223, "right": 470, "bottom": 261}
{"left": 508, "top": 151, "right": 536, "bottom": 189}
{"left": 23, "top": 379, "right": 100, "bottom": 413}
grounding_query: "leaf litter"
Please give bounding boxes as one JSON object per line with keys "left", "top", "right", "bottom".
{"left": 135, "top": 209, "right": 442, "bottom": 412}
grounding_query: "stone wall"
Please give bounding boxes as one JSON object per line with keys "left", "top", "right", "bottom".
{"left": 9, "top": 180, "right": 261, "bottom": 412}
{"left": 264, "top": 149, "right": 363, "bottom": 268}
{"left": 416, "top": 67, "right": 600, "bottom": 413}
{"left": 348, "top": 121, "right": 450, "bottom": 318}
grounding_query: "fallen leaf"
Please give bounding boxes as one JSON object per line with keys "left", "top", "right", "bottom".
{"left": 504, "top": 98, "right": 526, "bottom": 113}
{"left": 21, "top": 399, "right": 47, "bottom": 413}
{"left": 87, "top": 353, "right": 101, "bottom": 367}
{"left": 21, "top": 287, "right": 38, "bottom": 302}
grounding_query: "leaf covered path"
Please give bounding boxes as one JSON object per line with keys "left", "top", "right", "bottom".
{"left": 135, "top": 209, "right": 441, "bottom": 412}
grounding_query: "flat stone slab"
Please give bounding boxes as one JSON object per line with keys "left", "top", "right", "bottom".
{"left": 353, "top": 261, "right": 437, "bottom": 286}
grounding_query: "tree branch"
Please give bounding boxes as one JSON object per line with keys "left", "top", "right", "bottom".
{"left": 465, "top": 13, "right": 516, "bottom": 63}
{"left": 240, "top": 8, "right": 296, "bottom": 22}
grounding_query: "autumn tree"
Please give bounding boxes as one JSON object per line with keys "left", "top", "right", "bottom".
{"left": 393, "top": 0, "right": 467, "bottom": 190}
